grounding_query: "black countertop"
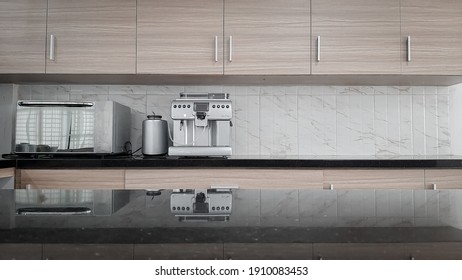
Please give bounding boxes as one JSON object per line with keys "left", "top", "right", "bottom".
{"left": 3, "top": 155, "right": 462, "bottom": 169}
{"left": 1, "top": 227, "right": 462, "bottom": 244}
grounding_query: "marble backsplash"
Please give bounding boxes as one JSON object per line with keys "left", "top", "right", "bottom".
{"left": 16, "top": 84, "right": 458, "bottom": 156}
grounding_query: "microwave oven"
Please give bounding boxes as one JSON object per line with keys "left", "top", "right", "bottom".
{"left": 14, "top": 100, "right": 131, "bottom": 154}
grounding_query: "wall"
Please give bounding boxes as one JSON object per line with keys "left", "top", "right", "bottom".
{"left": 450, "top": 83, "right": 462, "bottom": 155}
{"left": 16, "top": 84, "right": 457, "bottom": 157}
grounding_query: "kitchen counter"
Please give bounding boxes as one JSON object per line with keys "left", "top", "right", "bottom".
{"left": 0, "top": 159, "right": 14, "bottom": 168}
{"left": 4, "top": 155, "right": 462, "bottom": 169}
{"left": 1, "top": 227, "right": 462, "bottom": 244}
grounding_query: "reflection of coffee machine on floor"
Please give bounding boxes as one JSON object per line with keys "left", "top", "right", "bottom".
{"left": 168, "top": 93, "right": 232, "bottom": 157}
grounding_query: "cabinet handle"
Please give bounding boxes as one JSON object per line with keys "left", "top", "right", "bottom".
{"left": 229, "top": 36, "right": 233, "bottom": 62}
{"left": 317, "top": 36, "right": 321, "bottom": 62}
{"left": 214, "top": 36, "right": 218, "bottom": 62}
{"left": 407, "top": 36, "right": 411, "bottom": 62}
{"left": 49, "top": 34, "right": 55, "bottom": 61}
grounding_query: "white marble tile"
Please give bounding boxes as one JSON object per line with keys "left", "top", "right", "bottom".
{"left": 374, "top": 95, "right": 388, "bottom": 155}
{"left": 399, "top": 95, "right": 413, "bottom": 155}
{"left": 30, "top": 85, "right": 59, "bottom": 100}
{"left": 413, "top": 190, "right": 426, "bottom": 217}
{"left": 234, "top": 95, "right": 260, "bottom": 155}
{"left": 322, "top": 95, "right": 337, "bottom": 155}
{"left": 424, "top": 86, "right": 437, "bottom": 95}
{"left": 412, "top": 95, "right": 426, "bottom": 155}
{"left": 296, "top": 86, "right": 311, "bottom": 96}
{"left": 337, "top": 190, "right": 376, "bottom": 217}
{"left": 259, "top": 95, "right": 273, "bottom": 156}
{"left": 438, "top": 190, "right": 451, "bottom": 219}
{"left": 376, "top": 190, "right": 402, "bottom": 217}
{"left": 424, "top": 94, "right": 438, "bottom": 155}
{"left": 437, "top": 94, "right": 451, "bottom": 155}
{"left": 260, "top": 189, "right": 299, "bottom": 226}
{"left": 374, "top": 86, "right": 388, "bottom": 95}
{"left": 146, "top": 95, "right": 174, "bottom": 125}
{"left": 412, "top": 86, "right": 425, "bottom": 95}
{"left": 336, "top": 95, "right": 350, "bottom": 155}
{"left": 232, "top": 189, "right": 261, "bottom": 218}
{"left": 109, "top": 85, "right": 146, "bottom": 95}
{"left": 437, "top": 86, "right": 449, "bottom": 95}
{"left": 426, "top": 190, "right": 439, "bottom": 218}
{"left": 146, "top": 85, "right": 185, "bottom": 95}
{"left": 387, "top": 95, "right": 400, "bottom": 155}
{"left": 260, "top": 86, "right": 285, "bottom": 96}
{"left": 69, "top": 93, "right": 108, "bottom": 102}
{"left": 298, "top": 95, "right": 324, "bottom": 155}
{"left": 299, "top": 190, "right": 337, "bottom": 218}
{"left": 375, "top": 190, "right": 413, "bottom": 218}
{"left": 398, "top": 86, "right": 412, "bottom": 95}
{"left": 70, "top": 85, "right": 109, "bottom": 95}
{"left": 401, "top": 190, "right": 414, "bottom": 217}
{"left": 17, "top": 85, "right": 31, "bottom": 100}
{"left": 184, "top": 85, "right": 223, "bottom": 93}
{"left": 260, "top": 94, "right": 298, "bottom": 156}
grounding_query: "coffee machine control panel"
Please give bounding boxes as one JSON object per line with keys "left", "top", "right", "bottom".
{"left": 171, "top": 100, "right": 232, "bottom": 120}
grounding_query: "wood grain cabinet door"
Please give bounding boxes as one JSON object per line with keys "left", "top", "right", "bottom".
{"left": 137, "top": 0, "right": 224, "bottom": 75}
{"left": 0, "top": 0, "right": 47, "bottom": 73}
{"left": 224, "top": 0, "right": 310, "bottom": 75}
{"left": 46, "top": 0, "right": 136, "bottom": 74}
{"left": 311, "top": 0, "right": 401, "bottom": 74}
{"left": 401, "top": 0, "right": 462, "bottom": 75}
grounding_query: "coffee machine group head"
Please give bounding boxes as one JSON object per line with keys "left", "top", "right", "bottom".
{"left": 168, "top": 93, "right": 232, "bottom": 157}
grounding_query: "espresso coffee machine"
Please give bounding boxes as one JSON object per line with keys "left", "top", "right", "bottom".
{"left": 168, "top": 93, "right": 232, "bottom": 157}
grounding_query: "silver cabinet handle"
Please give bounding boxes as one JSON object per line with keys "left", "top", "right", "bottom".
{"left": 18, "top": 101, "right": 94, "bottom": 107}
{"left": 49, "top": 34, "right": 55, "bottom": 61}
{"left": 317, "top": 36, "right": 321, "bottom": 62}
{"left": 407, "top": 36, "right": 411, "bottom": 62}
{"left": 214, "top": 36, "right": 218, "bottom": 62}
{"left": 229, "top": 36, "right": 233, "bottom": 62}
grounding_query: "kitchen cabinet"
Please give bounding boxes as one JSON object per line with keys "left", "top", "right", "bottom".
{"left": 224, "top": 0, "right": 310, "bottom": 75}
{"left": 125, "top": 169, "right": 323, "bottom": 189}
{"left": 401, "top": 0, "right": 462, "bottom": 75}
{"left": 0, "top": 244, "right": 42, "bottom": 260}
{"left": 311, "top": 0, "right": 401, "bottom": 74}
{"left": 424, "top": 169, "right": 462, "bottom": 189}
{"left": 137, "top": 0, "right": 223, "bottom": 75}
{"left": 323, "top": 169, "right": 425, "bottom": 189}
{"left": 134, "top": 244, "right": 224, "bottom": 260}
{"left": 0, "top": 0, "right": 47, "bottom": 73}
{"left": 19, "top": 169, "right": 125, "bottom": 189}
{"left": 405, "top": 243, "right": 462, "bottom": 260}
{"left": 42, "top": 244, "right": 133, "bottom": 260}
{"left": 46, "top": 0, "right": 136, "bottom": 74}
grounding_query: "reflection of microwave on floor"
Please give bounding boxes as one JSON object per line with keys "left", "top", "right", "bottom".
{"left": 14, "top": 101, "right": 131, "bottom": 154}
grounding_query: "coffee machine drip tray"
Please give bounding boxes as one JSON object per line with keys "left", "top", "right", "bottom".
{"left": 168, "top": 146, "right": 232, "bottom": 157}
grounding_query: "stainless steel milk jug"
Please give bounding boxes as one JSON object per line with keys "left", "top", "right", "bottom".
{"left": 142, "top": 115, "right": 168, "bottom": 156}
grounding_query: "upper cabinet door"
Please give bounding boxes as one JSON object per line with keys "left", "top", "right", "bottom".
{"left": 137, "top": 0, "right": 224, "bottom": 75}
{"left": 224, "top": 0, "right": 310, "bottom": 75}
{"left": 402, "top": 0, "right": 462, "bottom": 75}
{"left": 312, "top": 0, "right": 401, "bottom": 74}
{"left": 46, "top": 0, "right": 136, "bottom": 74}
{"left": 0, "top": 0, "right": 47, "bottom": 73}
